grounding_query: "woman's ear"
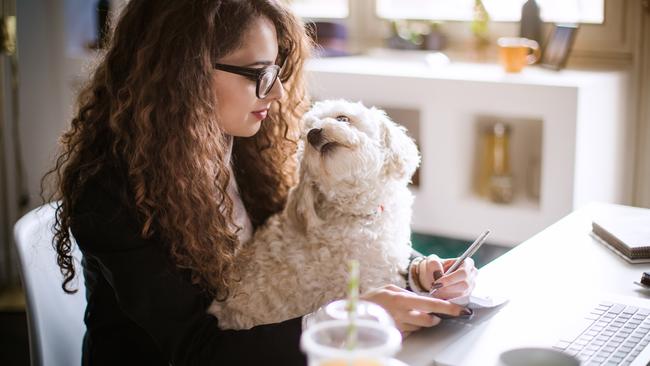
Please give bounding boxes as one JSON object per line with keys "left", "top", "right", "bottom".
{"left": 379, "top": 110, "right": 421, "bottom": 181}
{"left": 285, "top": 169, "right": 321, "bottom": 233}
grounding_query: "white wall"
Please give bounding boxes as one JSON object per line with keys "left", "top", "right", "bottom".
{"left": 17, "top": 0, "right": 69, "bottom": 208}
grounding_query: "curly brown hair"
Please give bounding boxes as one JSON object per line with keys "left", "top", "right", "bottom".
{"left": 42, "top": 0, "right": 312, "bottom": 299}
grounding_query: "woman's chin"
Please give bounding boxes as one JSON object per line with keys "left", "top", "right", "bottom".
{"left": 229, "top": 122, "right": 262, "bottom": 138}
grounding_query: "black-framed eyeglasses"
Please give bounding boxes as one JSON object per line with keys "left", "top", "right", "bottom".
{"left": 213, "top": 63, "right": 281, "bottom": 99}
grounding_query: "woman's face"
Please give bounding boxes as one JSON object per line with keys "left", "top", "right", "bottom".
{"left": 212, "top": 16, "right": 284, "bottom": 137}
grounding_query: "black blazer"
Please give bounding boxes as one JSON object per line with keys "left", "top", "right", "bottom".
{"left": 70, "top": 172, "right": 306, "bottom": 366}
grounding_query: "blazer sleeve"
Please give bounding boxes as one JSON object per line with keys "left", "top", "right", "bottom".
{"left": 70, "top": 180, "right": 306, "bottom": 365}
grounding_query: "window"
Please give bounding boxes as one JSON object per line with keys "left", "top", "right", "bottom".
{"left": 375, "top": 0, "right": 604, "bottom": 24}
{"left": 288, "top": 0, "right": 349, "bottom": 19}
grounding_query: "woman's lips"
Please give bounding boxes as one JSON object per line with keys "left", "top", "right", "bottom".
{"left": 252, "top": 109, "right": 268, "bottom": 120}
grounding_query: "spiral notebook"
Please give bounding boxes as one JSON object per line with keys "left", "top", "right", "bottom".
{"left": 591, "top": 205, "right": 650, "bottom": 263}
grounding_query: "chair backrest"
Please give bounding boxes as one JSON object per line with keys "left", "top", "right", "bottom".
{"left": 13, "top": 203, "right": 87, "bottom": 366}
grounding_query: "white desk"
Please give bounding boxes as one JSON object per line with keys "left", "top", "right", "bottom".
{"left": 397, "top": 202, "right": 650, "bottom": 366}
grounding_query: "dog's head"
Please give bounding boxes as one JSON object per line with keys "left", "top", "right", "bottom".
{"left": 287, "top": 99, "right": 420, "bottom": 231}
{"left": 300, "top": 99, "right": 420, "bottom": 185}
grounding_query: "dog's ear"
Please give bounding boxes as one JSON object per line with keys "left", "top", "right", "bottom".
{"left": 379, "top": 110, "right": 421, "bottom": 181}
{"left": 285, "top": 170, "right": 321, "bottom": 234}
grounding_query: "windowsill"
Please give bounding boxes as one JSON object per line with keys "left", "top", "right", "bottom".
{"left": 308, "top": 48, "right": 627, "bottom": 88}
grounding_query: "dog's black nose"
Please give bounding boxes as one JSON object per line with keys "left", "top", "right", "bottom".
{"left": 307, "top": 128, "right": 323, "bottom": 147}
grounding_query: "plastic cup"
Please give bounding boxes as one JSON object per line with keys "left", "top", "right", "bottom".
{"left": 309, "top": 300, "right": 395, "bottom": 328}
{"left": 300, "top": 319, "right": 402, "bottom": 366}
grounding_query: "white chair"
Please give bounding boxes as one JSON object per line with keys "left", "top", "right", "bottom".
{"left": 14, "top": 203, "right": 87, "bottom": 366}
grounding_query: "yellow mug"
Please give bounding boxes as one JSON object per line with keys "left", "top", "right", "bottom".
{"left": 497, "top": 37, "right": 541, "bottom": 73}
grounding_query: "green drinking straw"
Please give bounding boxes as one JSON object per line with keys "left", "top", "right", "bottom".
{"left": 345, "top": 259, "right": 359, "bottom": 351}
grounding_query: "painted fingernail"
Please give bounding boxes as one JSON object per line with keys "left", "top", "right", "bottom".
{"left": 461, "top": 308, "right": 473, "bottom": 316}
{"left": 430, "top": 282, "right": 444, "bottom": 290}
{"left": 433, "top": 270, "right": 443, "bottom": 281}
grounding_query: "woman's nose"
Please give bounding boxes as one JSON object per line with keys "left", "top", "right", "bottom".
{"left": 265, "top": 78, "right": 284, "bottom": 101}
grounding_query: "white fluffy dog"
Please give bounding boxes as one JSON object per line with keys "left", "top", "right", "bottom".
{"left": 208, "top": 99, "right": 421, "bottom": 330}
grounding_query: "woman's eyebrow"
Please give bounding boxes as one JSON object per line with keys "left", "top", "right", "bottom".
{"left": 244, "top": 61, "right": 274, "bottom": 67}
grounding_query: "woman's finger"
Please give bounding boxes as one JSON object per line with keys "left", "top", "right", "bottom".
{"left": 401, "top": 309, "right": 440, "bottom": 328}
{"left": 399, "top": 323, "right": 421, "bottom": 333}
{"left": 442, "top": 257, "right": 475, "bottom": 273}
{"left": 435, "top": 267, "right": 469, "bottom": 288}
{"left": 420, "top": 255, "right": 444, "bottom": 291}
{"left": 432, "top": 282, "right": 471, "bottom": 299}
{"left": 393, "top": 292, "right": 466, "bottom": 316}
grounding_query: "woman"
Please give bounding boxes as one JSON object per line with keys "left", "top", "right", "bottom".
{"left": 44, "top": 1, "right": 476, "bottom": 364}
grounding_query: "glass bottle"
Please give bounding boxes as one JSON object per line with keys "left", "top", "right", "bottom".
{"left": 489, "top": 123, "right": 514, "bottom": 204}
{"left": 520, "top": 0, "right": 542, "bottom": 45}
{"left": 471, "top": 0, "right": 490, "bottom": 59}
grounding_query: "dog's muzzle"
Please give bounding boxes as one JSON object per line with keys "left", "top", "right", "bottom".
{"left": 308, "top": 128, "right": 340, "bottom": 154}
{"left": 307, "top": 128, "right": 324, "bottom": 147}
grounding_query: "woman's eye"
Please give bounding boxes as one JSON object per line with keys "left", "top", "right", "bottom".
{"left": 335, "top": 115, "right": 350, "bottom": 122}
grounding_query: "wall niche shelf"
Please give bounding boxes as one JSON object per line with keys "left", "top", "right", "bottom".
{"left": 306, "top": 55, "right": 629, "bottom": 247}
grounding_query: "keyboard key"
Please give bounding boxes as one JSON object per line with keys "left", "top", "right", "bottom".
{"left": 620, "top": 345, "right": 633, "bottom": 352}
{"left": 610, "top": 304, "right": 626, "bottom": 314}
{"left": 553, "top": 340, "right": 571, "bottom": 350}
{"left": 565, "top": 348, "right": 579, "bottom": 356}
{"left": 636, "top": 308, "right": 650, "bottom": 316}
{"left": 580, "top": 335, "right": 596, "bottom": 342}
{"left": 616, "top": 353, "right": 632, "bottom": 361}
{"left": 609, "top": 340, "right": 622, "bottom": 347}
{"left": 623, "top": 306, "right": 638, "bottom": 315}
{"left": 586, "top": 314, "right": 600, "bottom": 321}
{"left": 610, "top": 355, "right": 624, "bottom": 362}
{"left": 575, "top": 339, "right": 589, "bottom": 346}
{"left": 560, "top": 318, "right": 595, "bottom": 343}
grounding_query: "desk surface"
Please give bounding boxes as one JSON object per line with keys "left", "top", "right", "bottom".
{"left": 397, "top": 202, "right": 650, "bottom": 366}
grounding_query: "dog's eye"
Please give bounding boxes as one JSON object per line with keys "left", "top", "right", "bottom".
{"left": 335, "top": 115, "right": 350, "bottom": 123}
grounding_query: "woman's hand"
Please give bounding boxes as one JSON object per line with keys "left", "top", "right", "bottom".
{"left": 360, "top": 284, "right": 470, "bottom": 337}
{"left": 416, "top": 255, "right": 478, "bottom": 300}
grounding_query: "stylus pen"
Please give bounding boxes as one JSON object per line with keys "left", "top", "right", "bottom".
{"left": 429, "top": 229, "right": 491, "bottom": 296}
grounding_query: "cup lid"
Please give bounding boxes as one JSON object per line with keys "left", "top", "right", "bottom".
{"left": 301, "top": 319, "right": 402, "bottom": 359}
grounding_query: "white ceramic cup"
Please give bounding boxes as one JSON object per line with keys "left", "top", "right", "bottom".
{"left": 498, "top": 347, "right": 581, "bottom": 366}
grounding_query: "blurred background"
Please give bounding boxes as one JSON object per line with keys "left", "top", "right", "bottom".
{"left": 0, "top": 1, "right": 649, "bottom": 364}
